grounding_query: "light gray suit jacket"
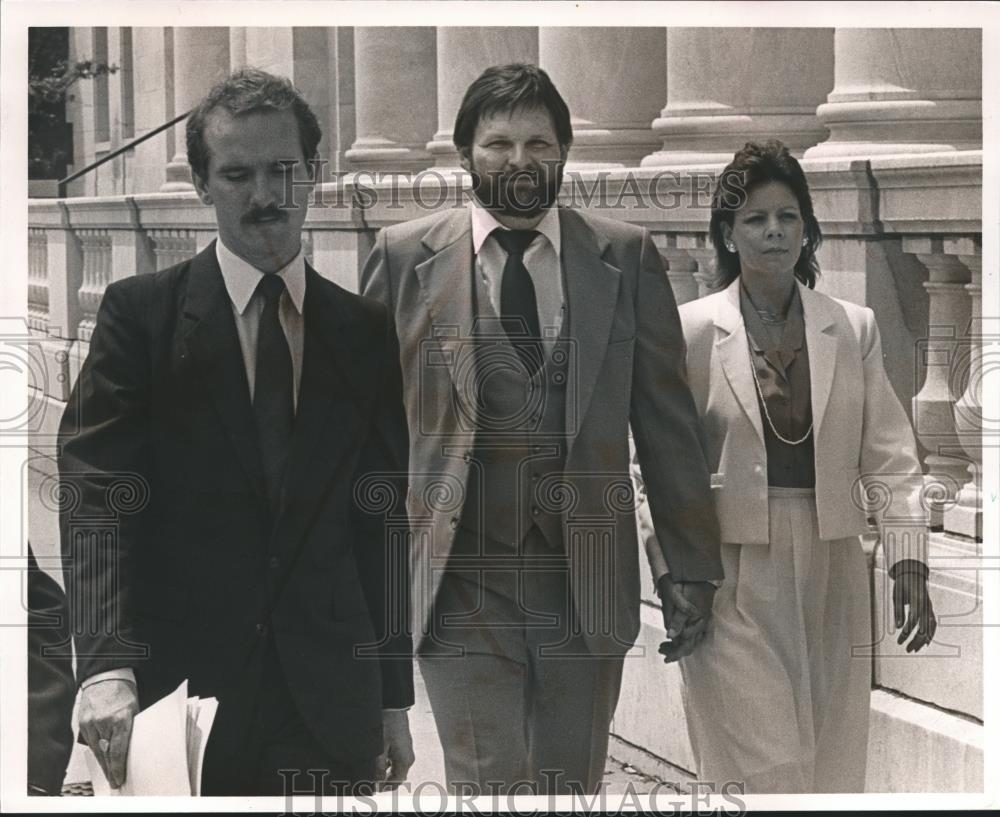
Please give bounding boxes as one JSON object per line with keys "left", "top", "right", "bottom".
{"left": 361, "top": 206, "right": 722, "bottom": 656}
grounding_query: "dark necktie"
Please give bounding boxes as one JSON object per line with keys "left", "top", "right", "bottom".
{"left": 253, "top": 274, "right": 294, "bottom": 513}
{"left": 494, "top": 228, "right": 542, "bottom": 374}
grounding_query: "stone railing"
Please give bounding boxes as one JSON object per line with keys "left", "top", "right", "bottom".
{"left": 27, "top": 151, "right": 985, "bottom": 788}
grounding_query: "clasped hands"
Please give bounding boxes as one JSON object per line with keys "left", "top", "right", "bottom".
{"left": 656, "top": 575, "right": 716, "bottom": 663}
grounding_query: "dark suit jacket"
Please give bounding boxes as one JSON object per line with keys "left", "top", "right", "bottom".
{"left": 58, "top": 242, "right": 412, "bottom": 763}
{"left": 27, "top": 545, "right": 76, "bottom": 795}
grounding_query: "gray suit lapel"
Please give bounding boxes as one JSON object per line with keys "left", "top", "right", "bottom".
{"left": 560, "top": 209, "right": 622, "bottom": 459}
{"left": 414, "top": 211, "right": 477, "bottom": 417}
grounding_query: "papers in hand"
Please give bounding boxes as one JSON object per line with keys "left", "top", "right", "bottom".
{"left": 84, "top": 680, "right": 218, "bottom": 796}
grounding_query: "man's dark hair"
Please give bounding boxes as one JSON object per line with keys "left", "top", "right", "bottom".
{"left": 453, "top": 63, "right": 573, "bottom": 153}
{"left": 186, "top": 67, "right": 322, "bottom": 182}
{"left": 709, "top": 140, "right": 822, "bottom": 291}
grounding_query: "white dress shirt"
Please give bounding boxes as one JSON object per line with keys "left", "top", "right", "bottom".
{"left": 468, "top": 199, "right": 564, "bottom": 355}
{"left": 216, "top": 237, "right": 306, "bottom": 413}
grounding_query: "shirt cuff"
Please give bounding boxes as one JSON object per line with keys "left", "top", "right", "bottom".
{"left": 80, "top": 668, "right": 137, "bottom": 689}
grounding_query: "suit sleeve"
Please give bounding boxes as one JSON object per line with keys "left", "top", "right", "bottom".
{"left": 857, "top": 308, "right": 929, "bottom": 569}
{"left": 360, "top": 228, "right": 394, "bottom": 313}
{"left": 629, "top": 232, "right": 723, "bottom": 583}
{"left": 57, "top": 280, "right": 149, "bottom": 685}
{"left": 27, "top": 545, "right": 76, "bottom": 795}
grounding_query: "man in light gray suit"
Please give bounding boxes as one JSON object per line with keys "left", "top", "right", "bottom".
{"left": 361, "top": 64, "right": 722, "bottom": 795}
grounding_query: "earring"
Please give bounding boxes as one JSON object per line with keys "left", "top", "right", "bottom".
{"left": 725, "top": 242, "right": 737, "bottom": 253}
{"left": 801, "top": 237, "right": 808, "bottom": 247}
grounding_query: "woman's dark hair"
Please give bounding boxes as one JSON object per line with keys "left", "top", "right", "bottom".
{"left": 453, "top": 63, "right": 573, "bottom": 153}
{"left": 708, "top": 140, "right": 821, "bottom": 290}
{"left": 187, "top": 67, "right": 322, "bottom": 183}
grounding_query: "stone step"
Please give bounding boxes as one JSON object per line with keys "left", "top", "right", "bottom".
{"left": 866, "top": 689, "right": 982, "bottom": 792}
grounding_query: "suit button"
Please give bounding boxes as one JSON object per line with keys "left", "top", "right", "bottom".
{"left": 255, "top": 623, "right": 267, "bottom": 636}
{"left": 268, "top": 556, "right": 279, "bottom": 569}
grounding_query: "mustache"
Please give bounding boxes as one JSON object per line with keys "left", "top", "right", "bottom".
{"left": 243, "top": 205, "right": 288, "bottom": 224}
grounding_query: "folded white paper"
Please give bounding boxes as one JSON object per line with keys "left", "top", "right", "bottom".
{"left": 84, "top": 680, "right": 218, "bottom": 796}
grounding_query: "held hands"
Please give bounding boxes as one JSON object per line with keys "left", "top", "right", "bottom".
{"left": 657, "top": 575, "right": 716, "bottom": 663}
{"left": 376, "top": 709, "right": 415, "bottom": 790}
{"left": 78, "top": 679, "right": 139, "bottom": 789}
{"left": 892, "top": 572, "right": 937, "bottom": 653}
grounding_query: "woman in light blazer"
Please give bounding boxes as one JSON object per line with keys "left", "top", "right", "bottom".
{"left": 639, "top": 141, "right": 937, "bottom": 793}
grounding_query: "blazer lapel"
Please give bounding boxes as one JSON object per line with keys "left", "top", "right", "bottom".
{"left": 414, "top": 210, "right": 478, "bottom": 422}
{"left": 276, "top": 267, "right": 367, "bottom": 536}
{"left": 799, "top": 282, "right": 838, "bottom": 436}
{"left": 560, "top": 209, "right": 622, "bottom": 457}
{"left": 181, "top": 243, "right": 267, "bottom": 502}
{"left": 714, "top": 279, "right": 765, "bottom": 448}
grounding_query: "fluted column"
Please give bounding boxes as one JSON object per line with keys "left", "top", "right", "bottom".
{"left": 907, "top": 238, "right": 972, "bottom": 526}
{"left": 643, "top": 28, "right": 833, "bottom": 167}
{"left": 345, "top": 27, "right": 436, "bottom": 173}
{"left": 540, "top": 28, "right": 663, "bottom": 167}
{"left": 161, "top": 28, "right": 230, "bottom": 191}
{"left": 426, "top": 27, "right": 538, "bottom": 167}
{"left": 945, "top": 244, "right": 983, "bottom": 540}
{"left": 805, "top": 29, "right": 981, "bottom": 159}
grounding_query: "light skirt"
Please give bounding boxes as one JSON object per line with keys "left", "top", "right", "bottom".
{"left": 680, "top": 487, "right": 872, "bottom": 793}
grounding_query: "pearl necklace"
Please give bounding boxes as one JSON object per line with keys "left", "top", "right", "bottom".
{"left": 746, "top": 336, "right": 813, "bottom": 446}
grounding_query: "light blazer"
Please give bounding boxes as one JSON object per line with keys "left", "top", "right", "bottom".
{"left": 59, "top": 243, "right": 412, "bottom": 763}
{"left": 361, "top": 206, "right": 722, "bottom": 656}
{"left": 670, "top": 278, "right": 927, "bottom": 569}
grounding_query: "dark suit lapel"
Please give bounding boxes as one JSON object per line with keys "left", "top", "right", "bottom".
{"left": 560, "top": 209, "right": 622, "bottom": 459}
{"left": 181, "top": 243, "right": 267, "bottom": 502}
{"left": 274, "top": 267, "right": 368, "bottom": 546}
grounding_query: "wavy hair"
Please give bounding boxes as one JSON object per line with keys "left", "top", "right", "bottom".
{"left": 708, "top": 140, "right": 822, "bottom": 290}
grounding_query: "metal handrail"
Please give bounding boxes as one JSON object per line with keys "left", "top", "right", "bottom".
{"left": 57, "top": 109, "right": 191, "bottom": 197}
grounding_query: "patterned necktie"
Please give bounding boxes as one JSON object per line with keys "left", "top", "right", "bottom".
{"left": 493, "top": 228, "right": 542, "bottom": 374}
{"left": 253, "top": 273, "right": 294, "bottom": 513}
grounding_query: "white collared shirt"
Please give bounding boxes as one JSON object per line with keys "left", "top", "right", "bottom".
{"left": 216, "top": 237, "right": 306, "bottom": 412}
{"left": 468, "top": 199, "right": 564, "bottom": 351}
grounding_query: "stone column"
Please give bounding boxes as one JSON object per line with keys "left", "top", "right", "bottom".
{"left": 539, "top": 28, "right": 663, "bottom": 167}
{"left": 427, "top": 27, "right": 538, "bottom": 167}
{"left": 643, "top": 28, "right": 833, "bottom": 167}
{"left": 345, "top": 27, "right": 436, "bottom": 173}
{"left": 229, "top": 28, "right": 247, "bottom": 69}
{"left": 805, "top": 29, "right": 981, "bottom": 159}
{"left": 907, "top": 238, "right": 972, "bottom": 526}
{"left": 161, "top": 28, "right": 231, "bottom": 191}
{"left": 945, "top": 243, "right": 983, "bottom": 540}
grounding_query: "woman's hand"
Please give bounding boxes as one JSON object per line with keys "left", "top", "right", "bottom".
{"left": 892, "top": 571, "right": 937, "bottom": 653}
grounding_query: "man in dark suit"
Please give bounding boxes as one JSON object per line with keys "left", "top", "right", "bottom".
{"left": 361, "top": 63, "right": 722, "bottom": 795}
{"left": 27, "top": 544, "right": 76, "bottom": 796}
{"left": 59, "top": 68, "right": 414, "bottom": 796}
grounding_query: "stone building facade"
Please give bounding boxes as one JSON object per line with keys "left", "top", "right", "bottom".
{"left": 27, "top": 26, "right": 984, "bottom": 791}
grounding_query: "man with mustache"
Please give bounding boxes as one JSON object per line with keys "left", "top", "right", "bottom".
{"left": 59, "top": 68, "right": 414, "bottom": 796}
{"left": 362, "top": 63, "right": 721, "bottom": 794}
